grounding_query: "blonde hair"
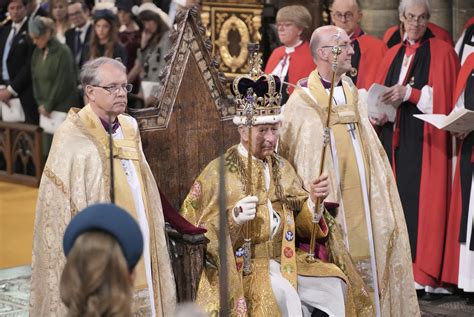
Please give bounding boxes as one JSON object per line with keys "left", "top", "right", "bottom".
{"left": 276, "top": 5, "right": 312, "bottom": 40}
{"left": 276, "top": 5, "right": 312, "bottom": 30}
{"left": 60, "top": 231, "right": 133, "bottom": 317}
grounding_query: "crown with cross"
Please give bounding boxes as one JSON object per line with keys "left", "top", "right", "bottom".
{"left": 231, "top": 44, "right": 283, "bottom": 126}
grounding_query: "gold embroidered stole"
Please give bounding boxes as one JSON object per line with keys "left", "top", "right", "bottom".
{"left": 78, "top": 105, "right": 148, "bottom": 290}
{"left": 307, "top": 71, "right": 376, "bottom": 292}
{"left": 268, "top": 158, "right": 297, "bottom": 289}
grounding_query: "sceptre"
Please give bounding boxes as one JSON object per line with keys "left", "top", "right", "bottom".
{"left": 306, "top": 34, "right": 343, "bottom": 263}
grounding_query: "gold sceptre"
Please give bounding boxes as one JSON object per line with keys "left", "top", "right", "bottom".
{"left": 241, "top": 43, "right": 263, "bottom": 275}
{"left": 242, "top": 88, "right": 254, "bottom": 275}
{"left": 306, "top": 34, "right": 343, "bottom": 263}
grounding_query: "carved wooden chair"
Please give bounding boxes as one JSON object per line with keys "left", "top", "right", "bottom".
{"left": 130, "top": 7, "right": 239, "bottom": 302}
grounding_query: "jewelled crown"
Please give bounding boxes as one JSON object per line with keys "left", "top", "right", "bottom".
{"left": 231, "top": 45, "right": 283, "bottom": 125}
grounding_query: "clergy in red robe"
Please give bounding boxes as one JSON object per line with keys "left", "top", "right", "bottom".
{"left": 329, "top": 0, "right": 387, "bottom": 90}
{"left": 374, "top": 0, "right": 460, "bottom": 293}
{"left": 384, "top": 1, "right": 454, "bottom": 49}
{"left": 264, "top": 5, "right": 315, "bottom": 104}
{"left": 441, "top": 54, "right": 474, "bottom": 298}
{"left": 455, "top": 16, "right": 474, "bottom": 65}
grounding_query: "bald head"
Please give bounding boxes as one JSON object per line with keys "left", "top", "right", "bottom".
{"left": 310, "top": 25, "right": 347, "bottom": 60}
{"left": 309, "top": 25, "right": 354, "bottom": 79}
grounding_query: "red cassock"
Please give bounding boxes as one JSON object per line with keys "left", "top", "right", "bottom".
{"left": 376, "top": 36, "right": 460, "bottom": 286}
{"left": 264, "top": 41, "right": 315, "bottom": 94}
{"left": 350, "top": 33, "right": 387, "bottom": 90}
{"left": 383, "top": 22, "right": 454, "bottom": 48}
{"left": 441, "top": 54, "right": 474, "bottom": 285}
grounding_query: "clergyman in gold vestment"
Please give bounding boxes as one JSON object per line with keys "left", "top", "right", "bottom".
{"left": 180, "top": 67, "right": 374, "bottom": 316}
{"left": 29, "top": 58, "right": 176, "bottom": 316}
{"left": 279, "top": 26, "right": 420, "bottom": 316}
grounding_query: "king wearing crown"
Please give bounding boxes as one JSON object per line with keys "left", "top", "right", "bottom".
{"left": 179, "top": 50, "right": 374, "bottom": 316}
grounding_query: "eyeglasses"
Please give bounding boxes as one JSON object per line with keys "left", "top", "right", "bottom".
{"left": 91, "top": 84, "right": 133, "bottom": 94}
{"left": 403, "top": 13, "right": 429, "bottom": 25}
{"left": 320, "top": 43, "right": 354, "bottom": 52}
{"left": 68, "top": 11, "right": 83, "bottom": 17}
{"left": 331, "top": 11, "right": 354, "bottom": 21}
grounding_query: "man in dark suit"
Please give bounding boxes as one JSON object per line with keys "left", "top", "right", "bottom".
{"left": 26, "top": 0, "right": 47, "bottom": 18}
{"left": 65, "top": 0, "right": 91, "bottom": 73}
{"left": 0, "top": 0, "right": 38, "bottom": 124}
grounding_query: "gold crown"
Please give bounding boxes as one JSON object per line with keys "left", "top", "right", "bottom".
{"left": 232, "top": 46, "right": 282, "bottom": 125}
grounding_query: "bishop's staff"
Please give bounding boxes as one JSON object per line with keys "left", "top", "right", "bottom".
{"left": 240, "top": 43, "right": 263, "bottom": 275}
{"left": 306, "top": 35, "right": 343, "bottom": 263}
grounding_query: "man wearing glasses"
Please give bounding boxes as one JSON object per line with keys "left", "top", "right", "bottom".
{"left": 375, "top": 0, "right": 460, "bottom": 299}
{"left": 383, "top": 0, "right": 453, "bottom": 47}
{"left": 329, "top": 0, "right": 387, "bottom": 90}
{"left": 30, "top": 57, "right": 177, "bottom": 316}
{"left": 279, "top": 25, "right": 420, "bottom": 316}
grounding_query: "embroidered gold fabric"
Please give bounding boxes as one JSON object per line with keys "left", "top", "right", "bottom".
{"left": 30, "top": 105, "right": 176, "bottom": 316}
{"left": 180, "top": 145, "right": 373, "bottom": 316}
{"left": 279, "top": 70, "right": 420, "bottom": 316}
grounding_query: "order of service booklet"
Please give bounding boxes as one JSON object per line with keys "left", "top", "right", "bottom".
{"left": 414, "top": 108, "right": 474, "bottom": 134}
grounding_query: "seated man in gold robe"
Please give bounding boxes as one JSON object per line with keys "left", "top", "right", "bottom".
{"left": 180, "top": 61, "right": 373, "bottom": 316}
{"left": 30, "top": 57, "right": 176, "bottom": 316}
{"left": 279, "top": 25, "right": 420, "bottom": 316}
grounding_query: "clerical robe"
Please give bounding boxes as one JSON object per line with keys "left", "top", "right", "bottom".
{"left": 441, "top": 54, "right": 474, "bottom": 289}
{"left": 348, "top": 28, "right": 387, "bottom": 90}
{"left": 383, "top": 22, "right": 454, "bottom": 48}
{"left": 180, "top": 145, "right": 374, "bottom": 317}
{"left": 376, "top": 31, "right": 459, "bottom": 287}
{"left": 30, "top": 105, "right": 176, "bottom": 316}
{"left": 279, "top": 70, "right": 420, "bottom": 317}
{"left": 455, "top": 16, "right": 474, "bottom": 65}
{"left": 265, "top": 41, "right": 315, "bottom": 103}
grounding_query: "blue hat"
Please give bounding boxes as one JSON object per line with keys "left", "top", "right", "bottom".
{"left": 63, "top": 204, "right": 144, "bottom": 271}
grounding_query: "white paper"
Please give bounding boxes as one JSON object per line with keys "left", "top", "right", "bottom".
{"left": 141, "top": 81, "right": 161, "bottom": 101}
{"left": 367, "top": 84, "right": 398, "bottom": 122}
{"left": 40, "top": 110, "right": 67, "bottom": 134}
{"left": 1, "top": 98, "right": 25, "bottom": 122}
{"left": 461, "top": 45, "right": 474, "bottom": 65}
{"left": 414, "top": 108, "right": 474, "bottom": 134}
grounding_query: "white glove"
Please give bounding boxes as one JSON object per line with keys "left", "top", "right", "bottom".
{"left": 232, "top": 196, "right": 258, "bottom": 225}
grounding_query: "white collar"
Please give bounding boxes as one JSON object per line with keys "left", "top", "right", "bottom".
{"left": 238, "top": 143, "right": 267, "bottom": 163}
{"left": 284, "top": 40, "right": 303, "bottom": 54}
{"left": 12, "top": 16, "right": 27, "bottom": 32}
{"left": 75, "top": 20, "right": 91, "bottom": 33}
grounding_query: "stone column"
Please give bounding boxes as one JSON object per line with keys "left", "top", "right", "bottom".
{"left": 430, "top": 0, "right": 453, "bottom": 36}
{"left": 453, "top": 0, "right": 474, "bottom": 40}
{"left": 359, "top": 0, "right": 400, "bottom": 39}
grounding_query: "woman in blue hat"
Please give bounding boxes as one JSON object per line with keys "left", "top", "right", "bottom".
{"left": 60, "top": 203, "right": 144, "bottom": 317}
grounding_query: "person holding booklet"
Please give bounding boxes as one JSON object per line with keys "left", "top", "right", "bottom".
{"left": 442, "top": 53, "right": 474, "bottom": 304}
{"left": 373, "top": 0, "right": 459, "bottom": 298}
{"left": 279, "top": 25, "right": 419, "bottom": 316}
{"left": 29, "top": 16, "right": 79, "bottom": 157}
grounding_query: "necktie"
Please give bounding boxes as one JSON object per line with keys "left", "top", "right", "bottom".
{"left": 74, "top": 29, "right": 82, "bottom": 65}
{"left": 2, "top": 26, "right": 16, "bottom": 82}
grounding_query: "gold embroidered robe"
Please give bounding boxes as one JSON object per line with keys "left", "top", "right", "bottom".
{"left": 279, "top": 70, "right": 420, "bottom": 316}
{"left": 30, "top": 105, "right": 176, "bottom": 316}
{"left": 180, "top": 145, "right": 374, "bottom": 316}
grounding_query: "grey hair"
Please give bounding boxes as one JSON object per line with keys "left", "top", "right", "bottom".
{"left": 398, "top": 0, "right": 431, "bottom": 18}
{"left": 80, "top": 57, "right": 126, "bottom": 87}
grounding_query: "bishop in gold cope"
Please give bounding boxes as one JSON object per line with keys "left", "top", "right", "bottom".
{"left": 180, "top": 53, "right": 374, "bottom": 316}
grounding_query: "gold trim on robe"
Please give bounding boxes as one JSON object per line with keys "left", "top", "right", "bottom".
{"left": 30, "top": 105, "right": 176, "bottom": 316}
{"left": 279, "top": 70, "right": 420, "bottom": 316}
{"left": 180, "top": 145, "right": 374, "bottom": 316}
